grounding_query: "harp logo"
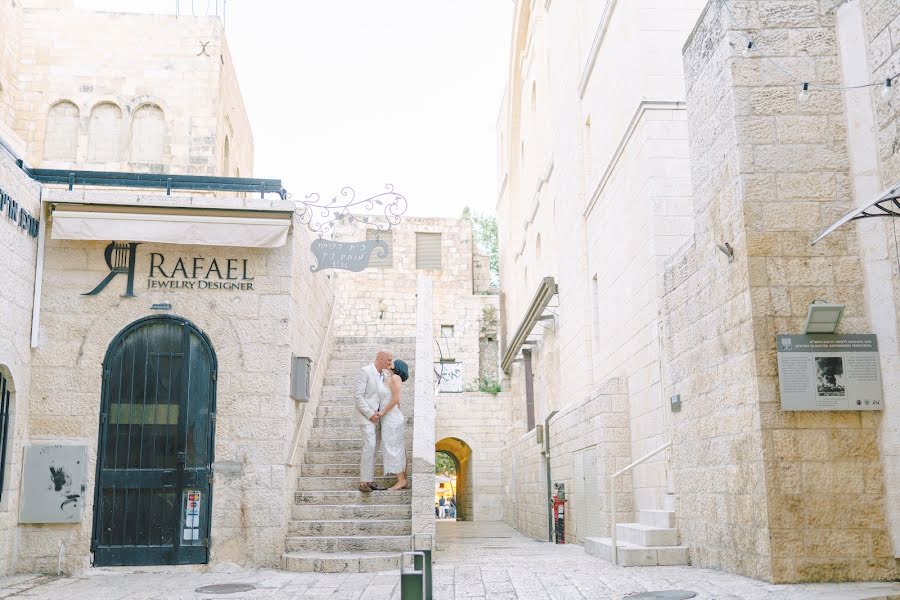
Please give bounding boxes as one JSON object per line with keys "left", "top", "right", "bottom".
{"left": 83, "top": 242, "right": 140, "bottom": 297}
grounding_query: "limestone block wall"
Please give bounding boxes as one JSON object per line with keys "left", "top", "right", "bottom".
{"left": 0, "top": 0, "right": 24, "bottom": 130}
{"left": 435, "top": 392, "right": 511, "bottom": 522}
{"left": 501, "top": 378, "right": 632, "bottom": 545}
{"left": 858, "top": 0, "right": 900, "bottom": 561}
{"left": 16, "top": 191, "right": 327, "bottom": 574}
{"left": 501, "top": 426, "right": 546, "bottom": 541}
{"left": 216, "top": 35, "right": 254, "bottom": 178}
{"left": 283, "top": 221, "right": 335, "bottom": 560}
{"left": 584, "top": 104, "right": 694, "bottom": 513}
{"left": 10, "top": 4, "right": 252, "bottom": 176}
{"left": 0, "top": 145, "right": 42, "bottom": 576}
{"left": 665, "top": 0, "right": 898, "bottom": 582}
{"left": 332, "top": 218, "right": 499, "bottom": 390}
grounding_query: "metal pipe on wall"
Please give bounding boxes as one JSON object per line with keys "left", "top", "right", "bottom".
{"left": 544, "top": 410, "right": 558, "bottom": 543}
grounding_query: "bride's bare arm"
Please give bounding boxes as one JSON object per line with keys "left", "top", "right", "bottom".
{"left": 379, "top": 375, "right": 402, "bottom": 415}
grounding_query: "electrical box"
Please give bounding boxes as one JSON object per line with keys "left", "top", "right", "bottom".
{"left": 291, "top": 356, "right": 312, "bottom": 401}
{"left": 670, "top": 394, "right": 682, "bottom": 412}
{"left": 19, "top": 445, "right": 88, "bottom": 523}
{"left": 535, "top": 424, "right": 544, "bottom": 448}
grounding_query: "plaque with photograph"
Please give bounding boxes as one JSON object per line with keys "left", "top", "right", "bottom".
{"left": 775, "top": 334, "right": 883, "bottom": 411}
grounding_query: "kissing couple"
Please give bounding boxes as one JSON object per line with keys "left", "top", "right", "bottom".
{"left": 355, "top": 350, "right": 409, "bottom": 493}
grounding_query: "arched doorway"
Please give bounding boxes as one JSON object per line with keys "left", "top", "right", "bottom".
{"left": 435, "top": 437, "right": 473, "bottom": 521}
{"left": 91, "top": 315, "right": 216, "bottom": 566}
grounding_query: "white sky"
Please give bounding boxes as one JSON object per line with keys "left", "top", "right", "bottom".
{"left": 74, "top": 1, "right": 513, "bottom": 218}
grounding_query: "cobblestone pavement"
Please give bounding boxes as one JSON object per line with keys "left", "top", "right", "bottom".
{"left": 1, "top": 522, "right": 899, "bottom": 599}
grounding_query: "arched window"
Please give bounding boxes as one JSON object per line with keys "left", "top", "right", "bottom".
{"left": 531, "top": 81, "right": 537, "bottom": 112}
{"left": 88, "top": 102, "right": 122, "bottom": 162}
{"left": 130, "top": 104, "right": 165, "bottom": 163}
{"left": 44, "top": 101, "right": 80, "bottom": 162}
{"left": 223, "top": 136, "right": 230, "bottom": 176}
{"left": 536, "top": 233, "right": 542, "bottom": 260}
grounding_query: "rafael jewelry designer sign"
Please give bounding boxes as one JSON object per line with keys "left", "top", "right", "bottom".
{"left": 84, "top": 242, "right": 255, "bottom": 297}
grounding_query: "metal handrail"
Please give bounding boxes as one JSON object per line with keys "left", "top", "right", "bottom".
{"left": 609, "top": 441, "right": 671, "bottom": 565}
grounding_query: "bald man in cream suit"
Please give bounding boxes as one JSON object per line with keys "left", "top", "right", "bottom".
{"left": 355, "top": 350, "right": 392, "bottom": 492}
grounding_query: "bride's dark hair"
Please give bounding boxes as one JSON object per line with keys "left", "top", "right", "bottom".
{"left": 392, "top": 359, "right": 409, "bottom": 382}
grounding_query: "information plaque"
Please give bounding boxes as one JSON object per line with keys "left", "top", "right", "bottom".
{"left": 776, "top": 334, "right": 883, "bottom": 411}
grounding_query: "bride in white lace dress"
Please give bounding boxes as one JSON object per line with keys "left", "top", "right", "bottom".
{"left": 377, "top": 359, "right": 408, "bottom": 490}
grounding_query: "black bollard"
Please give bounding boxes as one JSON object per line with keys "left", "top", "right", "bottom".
{"left": 401, "top": 551, "right": 425, "bottom": 600}
{"left": 413, "top": 549, "right": 433, "bottom": 600}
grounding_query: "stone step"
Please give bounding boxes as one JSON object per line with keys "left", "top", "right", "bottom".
{"left": 288, "top": 519, "right": 411, "bottom": 537}
{"left": 297, "top": 476, "right": 409, "bottom": 491}
{"left": 283, "top": 551, "right": 400, "bottom": 573}
{"left": 302, "top": 463, "right": 387, "bottom": 477}
{"left": 300, "top": 462, "right": 410, "bottom": 477}
{"left": 616, "top": 523, "right": 679, "bottom": 547}
{"left": 584, "top": 537, "right": 689, "bottom": 567}
{"left": 292, "top": 503, "right": 411, "bottom": 520}
{"left": 333, "top": 336, "right": 416, "bottom": 345}
{"left": 295, "top": 490, "right": 411, "bottom": 505}
{"left": 307, "top": 439, "right": 364, "bottom": 451}
{"left": 317, "top": 405, "right": 416, "bottom": 418}
{"left": 325, "top": 354, "right": 416, "bottom": 364}
{"left": 308, "top": 426, "right": 414, "bottom": 441}
{"left": 313, "top": 416, "right": 414, "bottom": 428}
{"left": 324, "top": 355, "right": 416, "bottom": 366}
{"left": 285, "top": 535, "right": 411, "bottom": 553}
{"left": 663, "top": 493, "right": 676, "bottom": 511}
{"left": 305, "top": 450, "right": 372, "bottom": 464}
{"left": 309, "top": 427, "right": 369, "bottom": 440}
{"left": 639, "top": 509, "right": 676, "bottom": 529}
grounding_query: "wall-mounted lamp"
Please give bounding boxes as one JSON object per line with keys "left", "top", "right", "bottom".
{"left": 377, "top": 299, "right": 388, "bottom": 319}
{"left": 716, "top": 242, "right": 735, "bottom": 263}
{"left": 803, "top": 302, "right": 844, "bottom": 334}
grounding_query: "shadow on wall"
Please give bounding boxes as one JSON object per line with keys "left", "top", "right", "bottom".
{"left": 435, "top": 437, "right": 473, "bottom": 521}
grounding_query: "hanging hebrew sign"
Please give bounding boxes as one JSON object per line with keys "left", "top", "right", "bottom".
{"left": 310, "top": 238, "right": 389, "bottom": 272}
{"left": 776, "top": 334, "right": 883, "bottom": 411}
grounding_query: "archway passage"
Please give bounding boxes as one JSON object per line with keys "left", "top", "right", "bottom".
{"left": 91, "top": 315, "right": 216, "bottom": 566}
{"left": 435, "top": 437, "right": 473, "bottom": 521}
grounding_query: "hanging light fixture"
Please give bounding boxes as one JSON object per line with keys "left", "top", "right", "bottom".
{"left": 882, "top": 78, "right": 893, "bottom": 99}
{"left": 798, "top": 82, "right": 810, "bottom": 103}
{"left": 743, "top": 41, "right": 753, "bottom": 58}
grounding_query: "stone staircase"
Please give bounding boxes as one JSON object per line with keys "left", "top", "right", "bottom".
{"left": 585, "top": 496, "right": 689, "bottom": 567}
{"left": 283, "top": 336, "right": 416, "bottom": 573}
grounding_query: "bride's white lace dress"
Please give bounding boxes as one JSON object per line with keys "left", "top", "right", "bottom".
{"left": 379, "top": 378, "right": 406, "bottom": 476}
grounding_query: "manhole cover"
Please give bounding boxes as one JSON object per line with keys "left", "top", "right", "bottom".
{"left": 195, "top": 583, "right": 256, "bottom": 594}
{"left": 626, "top": 592, "right": 697, "bottom": 600}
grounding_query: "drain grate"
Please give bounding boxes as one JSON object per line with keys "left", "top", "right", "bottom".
{"left": 626, "top": 592, "right": 697, "bottom": 600}
{"left": 195, "top": 583, "right": 256, "bottom": 595}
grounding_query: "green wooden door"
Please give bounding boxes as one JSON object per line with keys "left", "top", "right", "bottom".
{"left": 91, "top": 316, "right": 216, "bottom": 566}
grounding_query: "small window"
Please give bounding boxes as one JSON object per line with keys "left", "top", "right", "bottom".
{"left": 415, "top": 232, "right": 442, "bottom": 270}
{"left": 366, "top": 229, "right": 393, "bottom": 268}
{"left": 441, "top": 325, "right": 454, "bottom": 338}
{"left": 0, "top": 371, "right": 11, "bottom": 503}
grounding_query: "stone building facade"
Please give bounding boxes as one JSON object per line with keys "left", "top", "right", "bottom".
{"left": 495, "top": 0, "right": 900, "bottom": 584}
{"left": 333, "top": 217, "right": 499, "bottom": 392}
{"left": 0, "top": 0, "right": 252, "bottom": 176}
{"left": 0, "top": 0, "right": 338, "bottom": 576}
{"left": 332, "top": 217, "right": 507, "bottom": 522}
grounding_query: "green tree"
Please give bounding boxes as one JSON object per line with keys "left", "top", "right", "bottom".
{"left": 462, "top": 206, "right": 499, "bottom": 286}
{"left": 435, "top": 451, "right": 457, "bottom": 476}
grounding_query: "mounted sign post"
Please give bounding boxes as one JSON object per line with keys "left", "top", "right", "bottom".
{"left": 293, "top": 184, "right": 407, "bottom": 272}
